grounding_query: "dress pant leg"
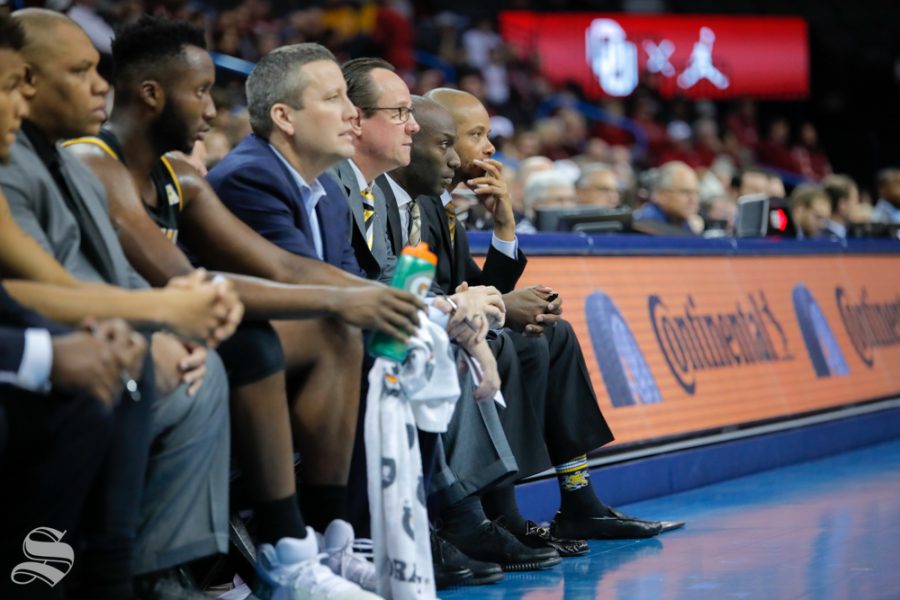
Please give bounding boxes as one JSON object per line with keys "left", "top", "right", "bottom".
{"left": 500, "top": 330, "right": 554, "bottom": 477}
{"left": 431, "top": 344, "right": 518, "bottom": 506}
{"left": 132, "top": 351, "right": 230, "bottom": 574}
{"left": 0, "top": 387, "right": 115, "bottom": 600}
{"left": 541, "top": 319, "right": 614, "bottom": 464}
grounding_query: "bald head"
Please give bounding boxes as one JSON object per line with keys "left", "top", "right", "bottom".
{"left": 653, "top": 161, "right": 699, "bottom": 225}
{"left": 411, "top": 96, "right": 454, "bottom": 137}
{"left": 391, "top": 95, "right": 460, "bottom": 198}
{"left": 425, "top": 87, "right": 480, "bottom": 115}
{"left": 12, "top": 8, "right": 108, "bottom": 141}
{"left": 425, "top": 87, "right": 494, "bottom": 185}
{"left": 13, "top": 9, "right": 84, "bottom": 67}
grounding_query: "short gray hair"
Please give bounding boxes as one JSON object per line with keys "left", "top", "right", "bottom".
{"left": 575, "top": 163, "right": 614, "bottom": 189}
{"left": 654, "top": 161, "right": 693, "bottom": 192}
{"left": 246, "top": 43, "right": 336, "bottom": 139}
{"left": 523, "top": 170, "right": 574, "bottom": 210}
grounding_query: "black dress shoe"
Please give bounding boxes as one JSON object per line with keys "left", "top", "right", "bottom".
{"left": 659, "top": 519, "right": 687, "bottom": 533}
{"left": 551, "top": 508, "right": 664, "bottom": 540}
{"left": 517, "top": 520, "right": 590, "bottom": 557}
{"left": 431, "top": 530, "right": 473, "bottom": 589}
{"left": 433, "top": 532, "right": 503, "bottom": 586}
{"left": 441, "top": 519, "right": 561, "bottom": 572}
{"left": 604, "top": 507, "right": 685, "bottom": 534}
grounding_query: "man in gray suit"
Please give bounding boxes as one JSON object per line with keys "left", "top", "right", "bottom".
{"left": 330, "top": 57, "right": 418, "bottom": 283}
{"left": 0, "top": 10, "right": 230, "bottom": 599}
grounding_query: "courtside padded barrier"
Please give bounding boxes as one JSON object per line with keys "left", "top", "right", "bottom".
{"left": 468, "top": 233, "right": 900, "bottom": 511}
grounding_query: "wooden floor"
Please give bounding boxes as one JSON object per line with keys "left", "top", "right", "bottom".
{"left": 440, "top": 439, "right": 900, "bottom": 599}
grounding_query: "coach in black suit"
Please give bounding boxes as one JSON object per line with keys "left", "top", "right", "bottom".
{"left": 400, "top": 91, "right": 674, "bottom": 543}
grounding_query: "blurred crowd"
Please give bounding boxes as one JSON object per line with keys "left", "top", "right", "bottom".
{"left": 56, "top": 0, "right": 900, "bottom": 239}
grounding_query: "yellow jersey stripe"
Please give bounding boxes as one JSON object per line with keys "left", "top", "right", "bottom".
{"left": 62, "top": 137, "right": 119, "bottom": 160}
{"left": 159, "top": 155, "right": 184, "bottom": 211}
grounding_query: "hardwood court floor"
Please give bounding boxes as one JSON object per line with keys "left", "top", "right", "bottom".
{"left": 440, "top": 439, "right": 900, "bottom": 600}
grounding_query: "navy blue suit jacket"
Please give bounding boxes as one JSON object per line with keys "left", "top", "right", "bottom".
{"left": 207, "top": 134, "right": 364, "bottom": 277}
{"left": 0, "top": 283, "right": 67, "bottom": 382}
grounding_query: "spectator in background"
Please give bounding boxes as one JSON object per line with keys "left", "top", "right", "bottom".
{"left": 658, "top": 120, "right": 698, "bottom": 167}
{"left": 633, "top": 161, "right": 701, "bottom": 234}
{"left": 372, "top": 0, "right": 415, "bottom": 72}
{"left": 789, "top": 184, "right": 832, "bottom": 239}
{"left": 871, "top": 168, "right": 900, "bottom": 224}
{"left": 509, "top": 155, "right": 553, "bottom": 232}
{"left": 737, "top": 166, "right": 771, "bottom": 197}
{"left": 823, "top": 174, "right": 866, "bottom": 238}
{"left": 726, "top": 98, "right": 759, "bottom": 151}
{"left": 692, "top": 117, "right": 722, "bottom": 167}
{"left": 576, "top": 163, "right": 620, "bottom": 208}
{"left": 535, "top": 116, "right": 568, "bottom": 160}
{"left": 462, "top": 16, "right": 501, "bottom": 69}
{"left": 523, "top": 169, "right": 577, "bottom": 230}
{"left": 793, "top": 122, "right": 832, "bottom": 181}
{"left": 767, "top": 172, "right": 786, "bottom": 199}
{"left": 756, "top": 117, "right": 799, "bottom": 173}
{"left": 703, "top": 196, "right": 737, "bottom": 235}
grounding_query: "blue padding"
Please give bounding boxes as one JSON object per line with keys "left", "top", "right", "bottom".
{"left": 515, "top": 406, "right": 900, "bottom": 523}
{"left": 211, "top": 52, "right": 256, "bottom": 76}
{"left": 468, "top": 231, "right": 900, "bottom": 257}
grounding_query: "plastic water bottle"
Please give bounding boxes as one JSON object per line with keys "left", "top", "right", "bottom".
{"left": 368, "top": 242, "right": 438, "bottom": 362}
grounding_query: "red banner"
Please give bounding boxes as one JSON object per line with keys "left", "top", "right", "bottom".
{"left": 513, "top": 254, "right": 900, "bottom": 447}
{"left": 500, "top": 13, "right": 809, "bottom": 100}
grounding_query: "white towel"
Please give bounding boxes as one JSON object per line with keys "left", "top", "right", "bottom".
{"left": 366, "top": 315, "right": 460, "bottom": 600}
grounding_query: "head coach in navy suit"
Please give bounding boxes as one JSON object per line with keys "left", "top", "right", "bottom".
{"left": 208, "top": 44, "right": 367, "bottom": 276}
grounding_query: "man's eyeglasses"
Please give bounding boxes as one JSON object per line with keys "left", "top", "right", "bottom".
{"left": 363, "top": 106, "right": 415, "bottom": 124}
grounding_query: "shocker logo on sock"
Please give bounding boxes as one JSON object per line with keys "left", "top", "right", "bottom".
{"left": 562, "top": 471, "right": 590, "bottom": 491}
{"left": 10, "top": 527, "right": 74, "bottom": 588}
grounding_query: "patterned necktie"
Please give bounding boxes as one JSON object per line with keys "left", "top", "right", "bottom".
{"left": 445, "top": 200, "right": 458, "bottom": 245}
{"left": 361, "top": 186, "right": 376, "bottom": 250}
{"left": 407, "top": 199, "right": 421, "bottom": 246}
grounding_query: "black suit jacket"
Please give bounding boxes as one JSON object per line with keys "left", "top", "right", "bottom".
{"left": 374, "top": 175, "right": 404, "bottom": 258}
{"left": 0, "top": 283, "right": 66, "bottom": 381}
{"left": 417, "top": 195, "right": 527, "bottom": 295}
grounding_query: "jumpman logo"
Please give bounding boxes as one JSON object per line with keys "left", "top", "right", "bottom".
{"left": 677, "top": 27, "right": 730, "bottom": 90}
{"left": 10, "top": 527, "right": 75, "bottom": 587}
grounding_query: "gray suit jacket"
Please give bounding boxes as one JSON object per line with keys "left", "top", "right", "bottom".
{"left": 328, "top": 159, "right": 396, "bottom": 283}
{"left": 0, "top": 132, "right": 148, "bottom": 289}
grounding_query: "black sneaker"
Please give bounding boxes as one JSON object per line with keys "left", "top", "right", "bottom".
{"left": 518, "top": 520, "right": 589, "bottom": 557}
{"left": 431, "top": 529, "right": 473, "bottom": 589}
{"left": 434, "top": 532, "right": 504, "bottom": 586}
{"left": 441, "top": 519, "right": 561, "bottom": 572}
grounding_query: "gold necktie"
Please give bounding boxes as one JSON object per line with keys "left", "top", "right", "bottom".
{"left": 445, "top": 200, "right": 457, "bottom": 244}
{"left": 361, "top": 187, "right": 376, "bottom": 250}
{"left": 408, "top": 199, "right": 421, "bottom": 246}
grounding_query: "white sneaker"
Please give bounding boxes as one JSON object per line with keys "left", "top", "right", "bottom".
{"left": 255, "top": 528, "right": 380, "bottom": 600}
{"left": 322, "top": 520, "right": 378, "bottom": 592}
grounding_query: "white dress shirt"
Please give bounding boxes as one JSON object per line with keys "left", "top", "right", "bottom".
{"left": 0, "top": 328, "right": 53, "bottom": 392}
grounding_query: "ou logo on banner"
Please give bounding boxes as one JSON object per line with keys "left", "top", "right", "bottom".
{"left": 10, "top": 527, "right": 74, "bottom": 588}
{"left": 585, "top": 19, "right": 638, "bottom": 97}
